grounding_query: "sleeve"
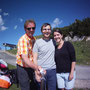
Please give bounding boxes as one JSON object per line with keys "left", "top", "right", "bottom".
{"left": 33, "top": 40, "right": 38, "bottom": 53}
{"left": 67, "top": 42, "right": 76, "bottom": 62}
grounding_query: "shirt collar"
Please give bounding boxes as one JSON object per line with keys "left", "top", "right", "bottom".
{"left": 25, "top": 34, "right": 34, "bottom": 40}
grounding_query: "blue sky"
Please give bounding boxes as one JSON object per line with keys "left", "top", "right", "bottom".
{"left": 0, "top": 0, "right": 90, "bottom": 50}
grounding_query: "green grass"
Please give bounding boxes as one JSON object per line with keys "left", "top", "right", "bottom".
{"left": 74, "top": 89, "right": 90, "bottom": 90}
{"left": 0, "top": 84, "right": 20, "bottom": 90}
{"left": 72, "top": 41, "right": 90, "bottom": 65}
{"left": 35, "top": 35, "right": 43, "bottom": 39}
{"left": 8, "top": 64, "right": 17, "bottom": 69}
{"left": 7, "top": 48, "right": 17, "bottom": 55}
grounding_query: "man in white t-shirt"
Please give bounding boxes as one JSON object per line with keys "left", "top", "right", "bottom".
{"left": 33, "top": 23, "right": 56, "bottom": 90}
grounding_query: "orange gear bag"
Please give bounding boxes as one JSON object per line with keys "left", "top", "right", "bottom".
{"left": 0, "top": 75, "right": 11, "bottom": 88}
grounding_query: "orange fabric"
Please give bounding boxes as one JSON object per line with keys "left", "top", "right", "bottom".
{"left": 0, "top": 79, "right": 11, "bottom": 88}
{"left": 16, "top": 34, "right": 35, "bottom": 67}
{"left": 0, "top": 76, "right": 11, "bottom": 88}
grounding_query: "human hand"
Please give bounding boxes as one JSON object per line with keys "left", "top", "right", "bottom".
{"left": 37, "top": 66, "right": 46, "bottom": 75}
{"left": 35, "top": 66, "right": 46, "bottom": 82}
{"left": 35, "top": 70, "right": 42, "bottom": 82}
{"left": 69, "top": 73, "right": 73, "bottom": 81}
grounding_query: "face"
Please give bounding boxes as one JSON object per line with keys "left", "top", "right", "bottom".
{"left": 25, "top": 22, "right": 35, "bottom": 38}
{"left": 54, "top": 31, "right": 63, "bottom": 43}
{"left": 42, "top": 25, "right": 51, "bottom": 38}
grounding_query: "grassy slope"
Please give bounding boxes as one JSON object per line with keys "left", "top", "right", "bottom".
{"left": 72, "top": 41, "right": 90, "bottom": 65}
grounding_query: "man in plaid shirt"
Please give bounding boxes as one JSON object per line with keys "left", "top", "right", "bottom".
{"left": 16, "top": 19, "right": 40, "bottom": 90}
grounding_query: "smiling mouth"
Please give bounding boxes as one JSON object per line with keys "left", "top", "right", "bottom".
{"left": 56, "top": 38, "right": 60, "bottom": 41}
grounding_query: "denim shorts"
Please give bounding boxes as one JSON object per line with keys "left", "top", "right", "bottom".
{"left": 56, "top": 71, "right": 76, "bottom": 89}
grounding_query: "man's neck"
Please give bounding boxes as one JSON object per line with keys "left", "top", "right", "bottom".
{"left": 26, "top": 33, "right": 33, "bottom": 39}
{"left": 43, "top": 37, "right": 50, "bottom": 40}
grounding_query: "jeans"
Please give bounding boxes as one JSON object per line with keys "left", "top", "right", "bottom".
{"left": 46, "top": 69, "right": 56, "bottom": 90}
{"left": 37, "top": 69, "right": 56, "bottom": 90}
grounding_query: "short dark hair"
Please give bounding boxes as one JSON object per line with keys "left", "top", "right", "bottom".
{"left": 53, "top": 28, "right": 63, "bottom": 35}
{"left": 41, "top": 23, "right": 51, "bottom": 32}
{"left": 24, "top": 19, "right": 36, "bottom": 29}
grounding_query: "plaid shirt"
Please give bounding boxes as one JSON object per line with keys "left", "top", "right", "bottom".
{"left": 16, "top": 34, "right": 35, "bottom": 67}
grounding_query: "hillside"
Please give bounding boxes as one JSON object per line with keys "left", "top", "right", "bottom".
{"left": 72, "top": 41, "right": 90, "bottom": 65}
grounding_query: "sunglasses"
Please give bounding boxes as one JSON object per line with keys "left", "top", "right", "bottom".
{"left": 26, "top": 27, "right": 35, "bottom": 30}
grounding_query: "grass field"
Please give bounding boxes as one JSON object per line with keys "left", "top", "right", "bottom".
{"left": 72, "top": 41, "right": 90, "bottom": 65}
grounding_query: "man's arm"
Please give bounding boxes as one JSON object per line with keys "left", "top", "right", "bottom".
{"left": 33, "top": 52, "right": 42, "bottom": 82}
{"left": 33, "top": 52, "right": 38, "bottom": 65}
{"left": 33, "top": 52, "right": 46, "bottom": 82}
{"left": 22, "top": 54, "right": 38, "bottom": 70}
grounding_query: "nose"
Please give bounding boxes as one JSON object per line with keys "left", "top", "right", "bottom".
{"left": 30, "top": 28, "right": 35, "bottom": 31}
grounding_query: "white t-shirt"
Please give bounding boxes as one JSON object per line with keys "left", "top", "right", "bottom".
{"left": 33, "top": 38, "right": 56, "bottom": 70}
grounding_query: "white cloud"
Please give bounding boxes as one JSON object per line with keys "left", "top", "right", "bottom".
{"left": 19, "top": 18, "right": 23, "bottom": 22}
{"left": 3, "top": 12, "right": 9, "bottom": 16}
{"left": 51, "top": 18, "right": 63, "bottom": 28}
{"left": 14, "top": 25, "right": 18, "bottom": 29}
{"left": 0, "top": 9, "right": 2, "bottom": 13}
{"left": 0, "top": 15, "right": 4, "bottom": 25}
{"left": 0, "top": 15, "right": 8, "bottom": 31}
{"left": 1, "top": 26, "right": 8, "bottom": 31}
